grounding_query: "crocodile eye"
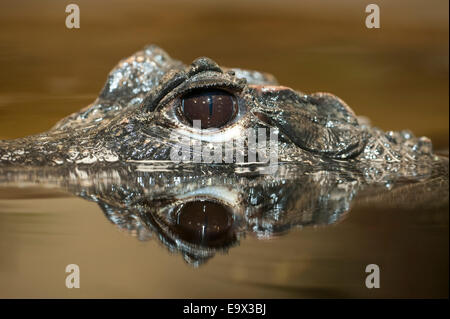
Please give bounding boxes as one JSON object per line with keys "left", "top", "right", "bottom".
{"left": 171, "top": 200, "right": 234, "bottom": 246}
{"left": 181, "top": 89, "right": 236, "bottom": 128}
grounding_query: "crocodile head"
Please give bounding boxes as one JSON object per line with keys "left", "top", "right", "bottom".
{"left": 0, "top": 45, "right": 435, "bottom": 167}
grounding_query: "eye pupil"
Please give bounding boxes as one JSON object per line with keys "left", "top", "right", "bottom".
{"left": 181, "top": 89, "right": 235, "bottom": 128}
{"left": 171, "top": 200, "right": 234, "bottom": 246}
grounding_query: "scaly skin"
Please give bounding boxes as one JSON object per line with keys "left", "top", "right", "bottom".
{"left": 0, "top": 45, "right": 436, "bottom": 169}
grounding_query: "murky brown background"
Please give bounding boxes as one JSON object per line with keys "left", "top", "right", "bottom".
{"left": 0, "top": 0, "right": 448, "bottom": 298}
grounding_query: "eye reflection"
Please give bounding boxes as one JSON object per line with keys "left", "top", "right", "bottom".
{"left": 181, "top": 89, "right": 236, "bottom": 129}
{"left": 170, "top": 200, "right": 235, "bottom": 247}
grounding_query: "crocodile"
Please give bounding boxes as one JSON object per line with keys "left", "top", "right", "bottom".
{"left": 0, "top": 45, "right": 437, "bottom": 168}
{"left": 0, "top": 45, "right": 447, "bottom": 266}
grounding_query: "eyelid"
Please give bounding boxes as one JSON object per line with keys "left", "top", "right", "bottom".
{"left": 182, "top": 76, "right": 245, "bottom": 93}
{"left": 143, "top": 70, "right": 188, "bottom": 112}
{"left": 154, "top": 76, "right": 245, "bottom": 112}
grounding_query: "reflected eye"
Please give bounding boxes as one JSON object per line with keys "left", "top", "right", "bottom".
{"left": 181, "top": 89, "right": 236, "bottom": 129}
{"left": 171, "top": 200, "right": 234, "bottom": 246}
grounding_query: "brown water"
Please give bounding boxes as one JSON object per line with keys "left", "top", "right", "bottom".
{"left": 0, "top": 0, "right": 448, "bottom": 298}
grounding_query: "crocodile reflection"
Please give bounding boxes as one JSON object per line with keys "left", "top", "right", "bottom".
{"left": 1, "top": 160, "right": 447, "bottom": 266}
